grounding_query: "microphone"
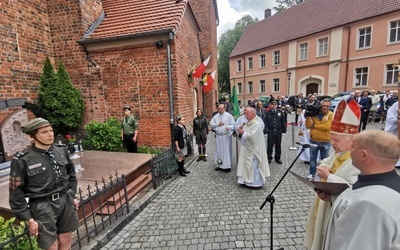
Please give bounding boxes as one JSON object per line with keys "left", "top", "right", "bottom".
{"left": 296, "top": 142, "right": 325, "bottom": 149}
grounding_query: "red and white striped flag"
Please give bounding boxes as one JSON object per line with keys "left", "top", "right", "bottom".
{"left": 192, "top": 55, "right": 211, "bottom": 78}
{"left": 203, "top": 69, "right": 216, "bottom": 93}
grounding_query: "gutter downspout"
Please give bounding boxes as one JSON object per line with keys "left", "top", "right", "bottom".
{"left": 167, "top": 32, "right": 175, "bottom": 146}
{"left": 344, "top": 26, "right": 351, "bottom": 91}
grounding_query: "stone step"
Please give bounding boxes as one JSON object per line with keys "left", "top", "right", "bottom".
{"left": 98, "top": 173, "right": 152, "bottom": 215}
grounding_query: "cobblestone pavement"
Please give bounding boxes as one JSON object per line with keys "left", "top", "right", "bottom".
{"left": 101, "top": 115, "right": 397, "bottom": 250}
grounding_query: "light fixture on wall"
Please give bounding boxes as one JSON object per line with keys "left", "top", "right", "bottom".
{"left": 287, "top": 70, "right": 292, "bottom": 96}
{"left": 155, "top": 40, "right": 164, "bottom": 48}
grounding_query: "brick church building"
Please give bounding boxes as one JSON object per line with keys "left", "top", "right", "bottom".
{"left": 0, "top": 0, "right": 218, "bottom": 152}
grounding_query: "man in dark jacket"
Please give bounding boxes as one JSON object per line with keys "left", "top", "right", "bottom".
{"left": 9, "top": 118, "right": 79, "bottom": 250}
{"left": 193, "top": 108, "right": 208, "bottom": 162}
{"left": 263, "top": 100, "right": 287, "bottom": 164}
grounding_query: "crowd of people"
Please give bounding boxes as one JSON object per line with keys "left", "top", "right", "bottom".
{"left": 188, "top": 91, "right": 400, "bottom": 249}
{"left": 8, "top": 93, "right": 400, "bottom": 249}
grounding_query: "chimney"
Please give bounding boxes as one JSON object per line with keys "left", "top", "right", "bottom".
{"left": 264, "top": 8, "right": 271, "bottom": 19}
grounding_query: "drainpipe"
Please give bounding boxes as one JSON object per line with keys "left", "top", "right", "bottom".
{"left": 167, "top": 32, "right": 175, "bottom": 146}
{"left": 344, "top": 26, "right": 351, "bottom": 91}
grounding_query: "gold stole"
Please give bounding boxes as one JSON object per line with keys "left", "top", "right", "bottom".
{"left": 311, "top": 151, "right": 351, "bottom": 240}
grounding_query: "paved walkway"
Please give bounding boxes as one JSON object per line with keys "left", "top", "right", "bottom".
{"left": 99, "top": 115, "right": 394, "bottom": 250}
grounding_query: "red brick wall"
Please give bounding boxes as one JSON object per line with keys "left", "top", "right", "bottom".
{"left": 0, "top": 0, "right": 52, "bottom": 121}
{"left": 0, "top": 0, "right": 218, "bottom": 148}
{"left": 187, "top": 0, "right": 218, "bottom": 119}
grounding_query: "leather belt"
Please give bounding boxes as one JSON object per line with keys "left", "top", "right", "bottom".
{"left": 29, "top": 189, "right": 67, "bottom": 203}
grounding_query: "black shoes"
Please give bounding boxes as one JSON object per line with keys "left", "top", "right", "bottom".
{"left": 203, "top": 157, "right": 207, "bottom": 162}
{"left": 183, "top": 169, "right": 190, "bottom": 174}
{"left": 275, "top": 159, "right": 282, "bottom": 164}
{"left": 196, "top": 156, "right": 202, "bottom": 162}
{"left": 304, "top": 161, "right": 310, "bottom": 164}
{"left": 215, "top": 167, "right": 230, "bottom": 172}
{"left": 179, "top": 172, "right": 187, "bottom": 177}
{"left": 268, "top": 159, "right": 272, "bottom": 164}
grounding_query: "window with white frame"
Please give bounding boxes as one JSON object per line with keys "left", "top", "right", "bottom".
{"left": 238, "top": 82, "right": 242, "bottom": 94}
{"left": 273, "top": 78, "right": 280, "bottom": 92}
{"left": 354, "top": 67, "right": 368, "bottom": 87}
{"left": 385, "top": 64, "right": 399, "bottom": 85}
{"left": 259, "top": 54, "right": 266, "bottom": 68}
{"left": 260, "top": 80, "right": 266, "bottom": 93}
{"left": 273, "top": 50, "right": 280, "bottom": 65}
{"left": 248, "top": 81, "right": 253, "bottom": 94}
{"left": 237, "top": 59, "right": 242, "bottom": 72}
{"left": 317, "top": 37, "right": 328, "bottom": 57}
{"left": 358, "top": 26, "right": 371, "bottom": 49}
{"left": 389, "top": 20, "right": 400, "bottom": 43}
{"left": 248, "top": 57, "right": 253, "bottom": 70}
{"left": 299, "top": 42, "right": 308, "bottom": 60}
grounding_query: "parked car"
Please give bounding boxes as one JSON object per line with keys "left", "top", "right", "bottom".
{"left": 330, "top": 94, "right": 351, "bottom": 112}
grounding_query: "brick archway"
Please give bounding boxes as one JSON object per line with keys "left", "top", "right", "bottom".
{"left": 111, "top": 60, "right": 142, "bottom": 119}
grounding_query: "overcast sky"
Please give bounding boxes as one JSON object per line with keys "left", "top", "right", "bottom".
{"left": 217, "top": 0, "right": 277, "bottom": 41}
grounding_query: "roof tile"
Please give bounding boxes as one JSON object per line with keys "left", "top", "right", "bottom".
{"left": 86, "top": 0, "right": 187, "bottom": 40}
{"left": 230, "top": 0, "right": 400, "bottom": 57}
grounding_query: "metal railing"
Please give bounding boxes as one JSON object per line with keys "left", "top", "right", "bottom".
{"left": 150, "top": 133, "right": 193, "bottom": 189}
{"left": 1, "top": 134, "right": 195, "bottom": 249}
{"left": 72, "top": 172, "right": 129, "bottom": 249}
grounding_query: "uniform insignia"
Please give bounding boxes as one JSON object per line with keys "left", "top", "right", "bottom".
{"left": 28, "top": 163, "right": 42, "bottom": 170}
{"left": 13, "top": 151, "right": 27, "bottom": 160}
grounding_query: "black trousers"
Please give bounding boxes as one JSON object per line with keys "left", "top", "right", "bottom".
{"left": 359, "top": 110, "right": 370, "bottom": 131}
{"left": 267, "top": 131, "right": 282, "bottom": 160}
{"left": 123, "top": 134, "right": 138, "bottom": 153}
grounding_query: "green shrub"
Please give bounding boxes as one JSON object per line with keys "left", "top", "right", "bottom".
{"left": 84, "top": 118, "right": 125, "bottom": 152}
{"left": 38, "top": 58, "right": 84, "bottom": 133}
{"left": 137, "top": 146, "right": 161, "bottom": 155}
{"left": 0, "top": 217, "right": 39, "bottom": 250}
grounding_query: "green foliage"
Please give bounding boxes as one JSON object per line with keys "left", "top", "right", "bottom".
{"left": 84, "top": 118, "right": 125, "bottom": 152}
{"left": 38, "top": 59, "right": 85, "bottom": 133}
{"left": 273, "top": 0, "right": 304, "bottom": 13}
{"left": 0, "top": 217, "right": 39, "bottom": 250}
{"left": 217, "top": 15, "right": 258, "bottom": 94}
{"left": 137, "top": 146, "right": 161, "bottom": 155}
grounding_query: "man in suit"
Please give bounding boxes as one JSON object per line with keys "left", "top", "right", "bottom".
{"left": 354, "top": 90, "right": 371, "bottom": 131}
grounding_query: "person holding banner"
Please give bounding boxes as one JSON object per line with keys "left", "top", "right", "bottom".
{"left": 304, "top": 99, "right": 361, "bottom": 250}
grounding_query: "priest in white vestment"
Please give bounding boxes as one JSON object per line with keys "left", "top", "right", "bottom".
{"left": 322, "top": 130, "right": 400, "bottom": 250}
{"left": 235, "top": 106, "right": 264, "bottom": 155}
{"left": 236, "top": 107, "right": 270, "bottom": 187}
{"left": 209, "top": 104, "right": 235, "bottom": 172}
{"left": 304, "top": 99, "right": 361, "bottom": 250}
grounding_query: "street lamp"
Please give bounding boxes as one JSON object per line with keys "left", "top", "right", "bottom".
{"left": 287, "top": 70, "right": 292, "bottom": 97}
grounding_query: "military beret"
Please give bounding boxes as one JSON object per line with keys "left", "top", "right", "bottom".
{"left": 21, "top": 118, "right": 51, "bottom": 134}
{"left": 123, "top": 105, "right": 131, "bottom": 110}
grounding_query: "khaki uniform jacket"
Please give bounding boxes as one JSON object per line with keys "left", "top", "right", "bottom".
{"left": 9, "top": 144, "right": 77, "bottom": 221}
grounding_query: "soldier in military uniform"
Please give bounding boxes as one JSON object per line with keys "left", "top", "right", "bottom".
{"left": 263, "top": 100, "right": 287, "bottom": 164}
{"left": 121, "top": 105, "right": 139, "bottom": 153}
{"left": 9, "top": 118, "right": 79, "bottom": 250}
{"left": 193, "top": 108, "right": 208, "bottom": 162}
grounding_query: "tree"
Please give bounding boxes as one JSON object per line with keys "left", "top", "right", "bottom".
{"left": 38, "top": 59, "right": 84, "bottom": 133}
{"left": 273, "top": 0, "right": 304, "bottom": 13}
{"left": 218, "top": 15, "right": 258, "bottom": 95}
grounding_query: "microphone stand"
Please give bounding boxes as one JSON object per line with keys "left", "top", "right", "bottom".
{"left": 260, "top": 146, "right": 307, "bottom": 250}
